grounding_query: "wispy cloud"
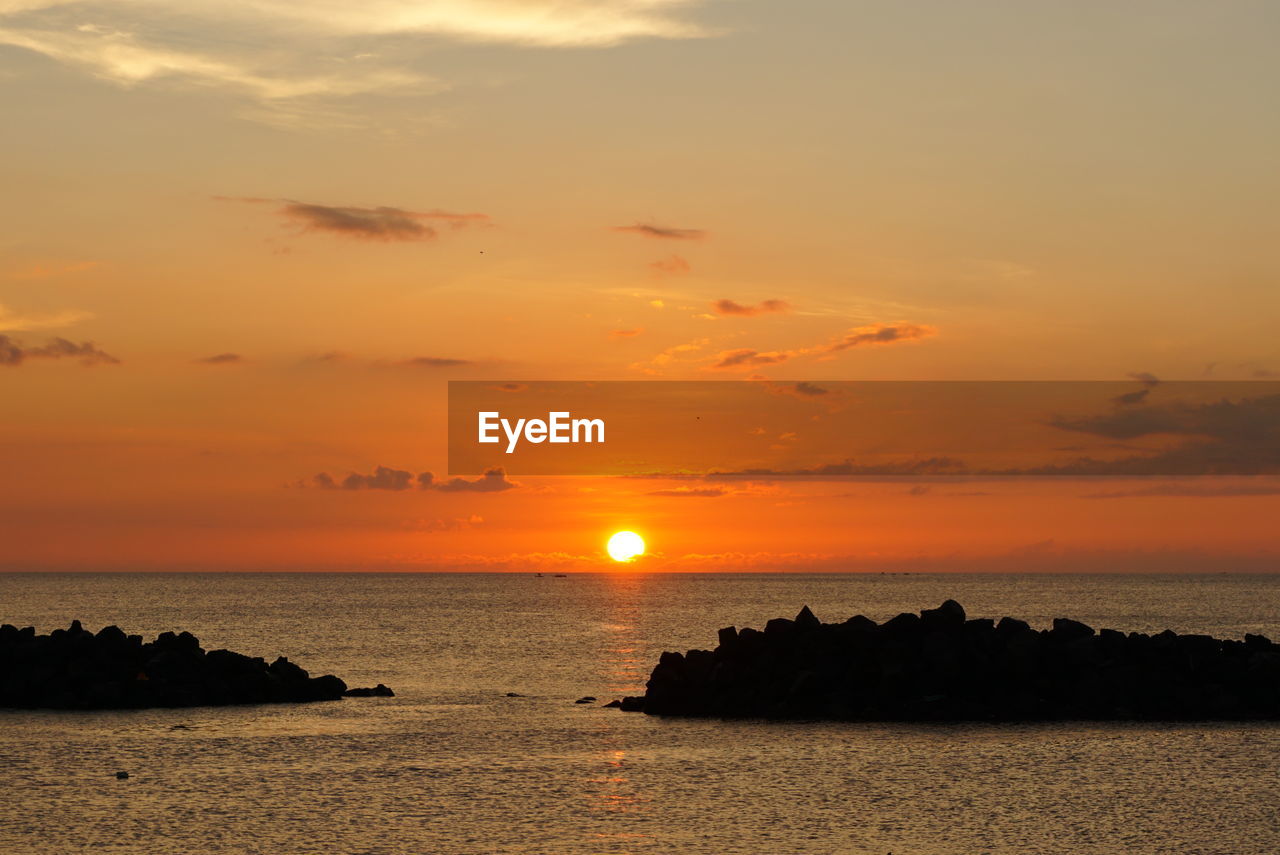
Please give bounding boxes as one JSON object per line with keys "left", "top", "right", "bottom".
{"left": 816, "top": 322, "right": 935, "bottom": 355}
{"left": 712, "top": 299, "right": 790, "bottom": 316}
{"left": 646, "top": 486, "right": 727, "bottom": 497}
{"left": 0, "top": 302, "right": 91, "bottom": 331}
{"left": 650, "top": 255, "right": 691, "bottom": 276}
{"left": 395, "top": 356, "right": 472, "bottom": 368}
{"left": 710, "top": 348, "right": 792, "bottom": 369}
{"left": 610, "top": 328, "right": 643, "bottom": 339}
{"left": 0, "top": 2, "right": 711, "bottom": 125}
{"left": 709, "top": 322, "right": 937, "bottom": 371}
{"left": 629, "top": 337, "right": 709, "bottom": 374}
{"left": 220, "top": 197, "right": 489, "bottom": 242}
{"left": 5, "top": 260, "right": 100, "bottom": 280}
{"left": 0, "top": 334, "right": 119, "bottom": 366}
{"left": 613, "top": 223, "right": 707, "bottom": 240}
{"left": 1083, "top": 482, "right": 1280, "bottom": 499}
{"left": 194, "top": 352, "right": 243, "bottom": 365}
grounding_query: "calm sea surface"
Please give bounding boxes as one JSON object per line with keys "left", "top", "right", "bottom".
{"left": 2, "top": 572, "right": 1278, "bottom": 854}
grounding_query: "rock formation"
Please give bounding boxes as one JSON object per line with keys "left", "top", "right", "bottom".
{"left": 0, "top": 621, "right": 393, "bottom": 710}
{"left": 615, "top": 602, "right": 1280, "bottom": 720}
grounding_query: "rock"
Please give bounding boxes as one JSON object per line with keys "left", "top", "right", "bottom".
{"left": 505, "top": 692, "right": 524, "bottom": 697}
{"left": 344, "top": 684, "right": 394, "bottom": 698}
{"left": 920, "top": 599, "right": 965, "bottom": 629}
{"left": 1051, "top": 618, "right": 1095, "bottom": 641}
{"left": 575, "top": 696, "right": 597, "bottom": 704}
{"left": 794, "top": 606, "right": 821, "bottom": 630}
{"left": 115, "top": 771, "right": 129, "bottom": 780}
{"left": 881, "top": 612, "right": 921, "bottom": 635}
{"left": 0, "top": 623, "right": 361, "bottom": 710}
{"left": 603, "top": 699, "right": 622, "bottom": 708}
{"left": 619, "top": 603, "right": 1280, "bottom": 722}
{"left": 764, "top": 617, "right": 795, "bottom": 637}
{"left": 842, "top": 615, "right": 878, "bottom": 632}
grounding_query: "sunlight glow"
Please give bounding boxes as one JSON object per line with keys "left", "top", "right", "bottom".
{"left": 606, "top": 531, "right": 645, "bottom": 562}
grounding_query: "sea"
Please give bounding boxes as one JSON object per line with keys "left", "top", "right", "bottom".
{"left": 1, "top": 572, "right": 1278, "bottom": 855}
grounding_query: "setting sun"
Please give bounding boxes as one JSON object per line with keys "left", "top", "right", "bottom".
{"left": 606, "top": 531, "right": 645, "bottom": 562}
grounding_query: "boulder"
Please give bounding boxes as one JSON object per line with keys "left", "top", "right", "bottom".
{"left": 615, "top": 603, "right": 1280, "bottom": 722}
{"left": 0, "top": 623, "right": 372, "bottom": 710}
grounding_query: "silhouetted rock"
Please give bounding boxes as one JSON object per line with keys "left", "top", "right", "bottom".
{"left": 0, "top": 622, "right": 390, "bottom": 710}
{"left": 617, "top": 603, "right": 1280, "bottom": 721}
{"left": 344, "top": 684, "right": 395, "bottom": 698}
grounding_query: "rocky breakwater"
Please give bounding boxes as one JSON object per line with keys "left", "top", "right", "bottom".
{"left": 619, "top": 602, "right": 1280, "bottom": 720}
{"left": 0, "top": 621, "right": 394, "bottom": 710}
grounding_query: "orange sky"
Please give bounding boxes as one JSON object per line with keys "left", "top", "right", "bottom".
{"left": 2, "top": 1, "right": 1279, "bottom": 571}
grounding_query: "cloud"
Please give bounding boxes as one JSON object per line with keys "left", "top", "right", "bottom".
{"left": 412, "top": 514, "right": 484, "bottom": 532}
{"left": 627, "top": 458, "right": 968, "bottom": 481}
{"left": 418, "top": 468, "right": 519, "bottom": 492}
{"left": 0, "top": 303, "right": 91, "bottom": 331}
{"left": 1082, "top": 482, "right": 1280, "bottom": 499}
{"left": 5, "top": 260, "right": 99, "bottom": 280}
{"left": 1, "top": 2, "right": 711, "bottom": 125}
{"left": 194, "top": 352, "right": 243, "bottom": 365}
{"left": 647, "top": 487, "right": 727, "bottom": 497}
{"left": 815, "top": 322, "right": 935, "bottom": 354}
{"left": 1111, "top": 373, "right": 1160, "bottom": 405}
{"left": 0, "top": 334, "right": 119, "bottom": 366}
{"left": 306, "top": 466, "right": 518, "bottom": 492}
{"left": 613, "top": 223, "right": 707, "bottom": 240}
{"left": 629, "top": 337, "right": 708, "bottom": 374}
{"left": 266, "top": 200, "right": 489, "bottom": 241}
{"left": 712, "top": 299, "right": 790, "bottom": 316}
{"left": 1111, "top": 388, "right": 1150, "bottom": 406}
{"left": 710, "top": 348, "right": 792, "bottom": 369}
{"left": 650, "top": 255, "right": 691, "bottom": 276}
{"left": 1022, "top": 392, "right": 1280, "bottom": 475}
{"left": 396, "top": 356, "right": 472, "bottom": 368}
{"left": 610, "top": 328, "right": 643, "bottom": 338}
{"left": 708, "top": 322, "right": 936, "bottom": 371}
{"left": 790, "top": 381, "right": 829, "bottom": 397}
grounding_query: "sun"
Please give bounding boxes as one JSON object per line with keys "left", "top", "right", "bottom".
{"left": 606, "top": 531, "right": 645, "bottom": 562}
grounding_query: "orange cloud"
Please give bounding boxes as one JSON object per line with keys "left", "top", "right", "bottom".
{"left": 647, "top": 487, "right": 728, "bottom": 497}
{"left": 710, "top": 348, "right": 792, "bottom": 369}
{"left": 194, "top": 353, "right": 243, "bottom": 365}
{"left": 6, "top": 260, "right": 100, "bottom": 281}
{"left": 610, "top": 328, "right": 643, "bottom": 338}
{"left": 816, "top": 322, "right": 935, "bottom": 355}
{"left": 650, "top": 255, "right": 691, "bottom": 276}
{"left": 712, "top": 298, "right": 790, "bottom": 316}
{"left": 613, "top": 223, "right": 707, "bottom": 240}
{"left": 709, "top": 322, "right": 936, "bottom": 370}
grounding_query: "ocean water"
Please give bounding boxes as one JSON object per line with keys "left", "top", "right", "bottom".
{"left": 1, "top": 572, "right": 1278, "bottom": 855}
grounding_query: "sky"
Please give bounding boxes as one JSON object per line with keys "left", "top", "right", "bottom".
{"left": 2, "top": 0, "right": 1279, "bottom": 571}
